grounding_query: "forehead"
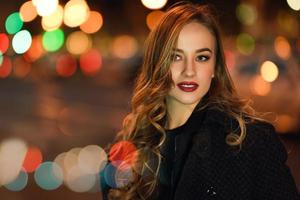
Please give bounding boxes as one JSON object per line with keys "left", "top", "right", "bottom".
{"left": 176, "top": 22, "right": 215, "bottom": 51}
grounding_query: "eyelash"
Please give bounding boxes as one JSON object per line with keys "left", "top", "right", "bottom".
{"left": 171, "top": 54, "right": 210, "bottom": 62}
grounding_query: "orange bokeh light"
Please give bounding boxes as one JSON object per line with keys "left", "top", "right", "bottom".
{"left": 20, "top": 1, "right": 38, "bottom": 22}
{"left": 22, "top": 146, "right": 43, "bottom": 173}
{"left": 146, "top": 10, "right": 164, "bottom": 30}
{"left": 56, "top": 54, "right": 77, "bottom": 77}
{"left": 80, "top": 11, "right": 103, "bottom": 34}
{"left": 79, "top": 49, "right": 102, "bottom": 76}
{"left": 24, "top": 35, "right": 45, "bottom": 62}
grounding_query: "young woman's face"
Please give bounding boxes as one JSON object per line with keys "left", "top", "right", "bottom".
{"left": 167, "top": 22, "right": 216, "bottom": 109}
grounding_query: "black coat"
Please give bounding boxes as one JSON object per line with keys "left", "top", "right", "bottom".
{"left": 102, "top": 107, "right": 300, "bottom": 200}
{"left": 165, "top": 107, "right": 300, "bottom": 200}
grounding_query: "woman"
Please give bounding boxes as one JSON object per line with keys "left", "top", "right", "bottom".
{"left": 101, "top": 2, "right": 299, "bottom": 200}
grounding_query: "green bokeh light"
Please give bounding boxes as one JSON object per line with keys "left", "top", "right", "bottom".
{"left": 236, "top": 4, "right": 257, "bottom": 26}
{"left": 12, "top": 30, "right": 32, "bottom": 54}
{"left": 236, "top": 33, "right": 255, "bottom": 55}
{"left": 5, "top": 12, "right": 23, "bottom": 34}
{"left": 42, "top": 29, "right": 65, "bottom": 52}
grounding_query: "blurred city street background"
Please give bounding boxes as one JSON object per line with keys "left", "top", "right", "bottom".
{"left": 0, "top": 0, "right": 299, "bottom": 199}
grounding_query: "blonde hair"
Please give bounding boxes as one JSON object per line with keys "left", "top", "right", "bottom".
{"left": 108, "top": 2, "right": 266, "bottom": 199}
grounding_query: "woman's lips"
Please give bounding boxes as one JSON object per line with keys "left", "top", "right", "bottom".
{"left": 177, "top": 82, "right": 199, "bottom": 92}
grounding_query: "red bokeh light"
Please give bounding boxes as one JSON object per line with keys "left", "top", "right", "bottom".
{"left": 79, "top": 49, "right": 102, "bottom": 76}
{"left": 22, "top": 146, "right": 43, "bottom": 173}
{"left": 109, "top": 141, "right": 137, "bottom": 169}
{"left": 56, "top": 54, "right": 77, "bottom": 77}
{"left": 0, "top": 33, "right": 9, "bottom": 54}
{"left": 0, "top": 56, "right": 12, "bottom": 78}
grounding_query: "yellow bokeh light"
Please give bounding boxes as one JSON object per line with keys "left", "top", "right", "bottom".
{"left": 80, "top": 11, "right": 103, "bottom": 34}
{"left": 33, "top": 0, "right": 59, "bottom": 17}
{"left": 66, "top": 31, "right": 92, "bottom": 55}
{"left": 274, "top": 36, "right": 291, "bottom": 60}
{"left": 146, "top": 10, "right": 165, "bottom": 30}
{"left": 250, "top": 75, "right": 271, "bottom": 96}
{"left": 41, "top": 5, "right": 63, "bottom": 31}
{"left": 141, "top": 0, "right": 168, "bottom": 10}
{"left": 20, "top": 1, "right": 38, "bottom": 22}
{"left": 111, "top": 35, "right": 138, "bottom": 59}
{"left": 287, "top": 0, "right": 300, "bottom": 11}
{"left": 260, "top": 60, "right": 279, "bottom": 82}
{"left": 64, "top": 0, "right": 90, "bottom": 28}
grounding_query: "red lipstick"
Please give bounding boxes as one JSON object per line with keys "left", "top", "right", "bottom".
{"left": 177, "top": 81, "right": 199, "bottom": 92}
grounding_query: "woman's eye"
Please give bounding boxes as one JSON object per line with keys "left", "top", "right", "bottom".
{"left": 171, "top": 54, "right": 181, "bottom": 61}
{"left": 196, "top": 55, "right": 210, "bottom": 62}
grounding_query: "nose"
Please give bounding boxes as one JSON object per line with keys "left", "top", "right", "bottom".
{"left": 182, "top": 59, "right": 196, "bottom": 77}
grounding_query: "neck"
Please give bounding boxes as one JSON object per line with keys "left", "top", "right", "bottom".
{"left": 165, "top": 98, "right": 198, "bottom": 130}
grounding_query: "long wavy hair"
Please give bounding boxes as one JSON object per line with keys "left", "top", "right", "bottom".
{"left": 108, "top": 2, "right": 265, "bottom": 199}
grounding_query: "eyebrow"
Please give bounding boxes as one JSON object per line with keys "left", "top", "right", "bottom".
{"left": 173, "top": 48, "right": 213, "bottom": 53}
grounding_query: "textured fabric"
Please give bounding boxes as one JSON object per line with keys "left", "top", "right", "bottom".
{"left": 101, "top": 106, "right": 300, "bottom": 200}
{"left": 168, "top": 107, "right": 300, "bottom": 200}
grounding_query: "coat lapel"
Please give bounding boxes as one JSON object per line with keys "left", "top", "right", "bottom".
{"left": 172, "top": 107, "right": 208, "bottom": 190}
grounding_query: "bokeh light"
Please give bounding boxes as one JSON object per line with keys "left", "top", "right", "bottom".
{"left": 0, "top": 33, "right": 10, "bottom": 54}
{"left": 13, "top": 57, "right": 32, "bottom": 78}
{"left": 5, "top": 12, "right": 23, "bottom": 35}
{"left": 4, "top": 170, "right": 28, "bottom": 191}
{"left": 249, "top": 75, "right": 271, "bottom": 96}
{"left": 236, "top": 33, "right": 255, "bottom": 55}
{"left": 79, "top": 49, "right": 102, "bottom": 76}
{"left": 260, "top": 61, "right": 279, "bottom": 82}
{"left": 42, "top": 29, "right": 64, "bottom": 52}
{"left": 34, "top": 161, "right": 63, "bottom": 190}
{"left": 114, "top": 164, "right": 133, "bottom": 188}
{"left": 141, "top": 0, "right": 168, "bottom": 10}
{"left": 22, "top": 147, "right": 43, "bottom": 173}
{"left": 12, "top": 30, "right": 32, "bottom": 54}
{"left": 66, "top": 165, "right": 97, "bottom": 192}
{"left": 78, "top": 145, "right": 107, "bottom": 174}
{"left": 64, "top": 148, "right": 82, "bottom": 173}
{"left": 80, "top": 11, "right": 103, "bottom": 34}
{"left": 33, "top": 0, "right": 59, "bottom": 17}
{"left": 41, "top": 5, "right": 64, "bottom": 31}
{"left": 109, "top": 141, "right": 137, "bottom": 169}
{"left": 275, "top": 114, "right": 296, "bottom": 133}
{"left": 103, "top": 163, "right": 117, "bottom": 188}
{"left": 24, "top": 35, "right": 45, "bottom": 62}
{"left": 286, "top": 0, "right": 300, "bottom": 11}
{"left": 146, "top": 10, "right": 165, "bottom": 30}
{"left": 64, "top": 0, "right": 90, "bottom": 28}
{"left": 274, "top": 36, "right": 291, "bottom": 60}
{"left": 236, "top": 3, "right": 257, "bottom": 26}
{"left": 56, "top": 54, "right": 77, "bottom": 77}
{"left": 277, "top": 11, "right": 298, "bottom": 37}
{"left": 20, "top": 1, "right": 38, "bottom": 22}
{"left": 111, "top": 35, "right": 138, "bottom": 59}
{"left": 0, "top": 138, "right": 28, "bottom": 185}
{"left": 66, "top": 31, "right": 92, "bottom": 55}
{"left": 0, "top": 56, "right": 12, "bottom": 78}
